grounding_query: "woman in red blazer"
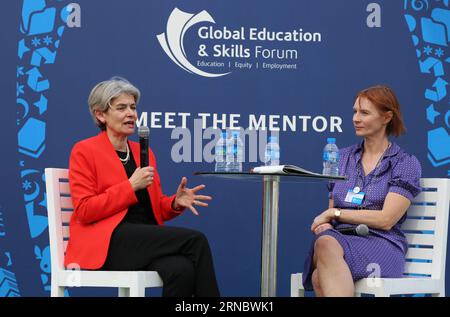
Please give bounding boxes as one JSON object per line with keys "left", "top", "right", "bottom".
{"left": 65, "top": 77, "right": 220, "bottom": 297}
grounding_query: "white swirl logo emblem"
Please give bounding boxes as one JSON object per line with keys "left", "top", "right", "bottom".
{"left": 157, "top": 8, "right": 230, "bottom": 78}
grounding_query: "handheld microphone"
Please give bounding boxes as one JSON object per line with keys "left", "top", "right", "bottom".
{"left": 336, "top": 224, "right": 369, "bottom": 237}
{"left": 138, "top": 126, "right": 149, "bottom": 167}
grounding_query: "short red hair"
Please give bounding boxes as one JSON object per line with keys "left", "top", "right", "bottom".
{"left": 355, "top": 85, "right": 406, "bottom": 137}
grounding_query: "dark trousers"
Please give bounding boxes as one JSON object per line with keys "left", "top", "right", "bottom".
{"left": 101, "top": 222, "right": 220, "bottom": 297}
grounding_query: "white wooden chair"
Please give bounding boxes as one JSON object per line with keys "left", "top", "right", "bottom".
{"left": 291, "top": 178, "right": 450, "bottom": 297}
{"left": 45, "top": 168, "right": 163, "bottom": 297}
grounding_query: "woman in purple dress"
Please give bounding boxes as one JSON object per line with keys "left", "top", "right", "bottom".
{"left": 303, "top": 85, "right": 422, "bottom": 296}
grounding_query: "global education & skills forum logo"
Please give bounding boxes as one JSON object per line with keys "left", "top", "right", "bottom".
{"left": 157, "top": 7, "right": 322, "bottom": 77}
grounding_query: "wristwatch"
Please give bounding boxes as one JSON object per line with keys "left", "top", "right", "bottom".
{"left": 334, "top": 208, "right": 341, "bottom": 219}
{"left": 172, "top": 199, "right": 183, "bottom": 211}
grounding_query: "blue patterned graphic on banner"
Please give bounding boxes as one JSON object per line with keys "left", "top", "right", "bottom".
{"left": 1, "top": 203, "right": 20, "bottom": 296}
{"left": 404, "top": 0, "right": 450, "bottom": 175}
{"left": 18, "top": 120, "right": 46, "bottom": 158}
{"left": 0, "top": 200, "right": 20, "bottom": 296}
{"left": 15, "top": 0, "right": 77, "bottom": 294}
{"left": 35, "top": 245, "right": 51, "bottom": 292}
{"left": 0, "top": 208, "right": 5, "bottom": 238}
{"left": 20, "top": 0, "right": 56, "bottom": 36}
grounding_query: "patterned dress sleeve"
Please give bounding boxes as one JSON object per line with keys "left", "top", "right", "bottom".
{"left": 388, "top": 153, "right": 422, "bottom": 201}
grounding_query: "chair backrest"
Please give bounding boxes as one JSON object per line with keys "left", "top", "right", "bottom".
{"left": 45, "top": 168, "right": 73, "bottom": 273}
{"left": 44, "top": 172, "right": 449, "bottom": 278}
{"left": 401, "top": 178, "right": 450, "bottom": 279}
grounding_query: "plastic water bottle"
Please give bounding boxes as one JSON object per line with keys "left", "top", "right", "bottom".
{"left": 226, "top": 131, "right": 243, "bottom": 172}
{"left": 214, "top": 132, "right": 227, "bottom": 172}
{"left": 264, "top": 136, "right": 280, "bottom": 166}
{"left": 322, "top": 137, "right": 339, "bottom": 176}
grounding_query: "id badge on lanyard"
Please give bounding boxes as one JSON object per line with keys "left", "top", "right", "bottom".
{"left": 344, "top": 186, "right": 365, "bottom": 205}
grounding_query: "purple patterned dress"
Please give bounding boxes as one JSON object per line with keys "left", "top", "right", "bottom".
{"left": 302, "top": 141, "right": 422, "bottom": 290}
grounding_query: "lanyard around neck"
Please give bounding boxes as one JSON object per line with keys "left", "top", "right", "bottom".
{"left": 354, "top": 143, "right": 391, "bottom": 207}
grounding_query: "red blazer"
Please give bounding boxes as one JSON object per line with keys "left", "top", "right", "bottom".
{"left": 64, "top": 131, "right": 182, "bottom": 269}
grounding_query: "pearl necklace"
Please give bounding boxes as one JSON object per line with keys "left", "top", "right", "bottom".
{"left": 118, "top": 143, "right": 130, "bottom": 164}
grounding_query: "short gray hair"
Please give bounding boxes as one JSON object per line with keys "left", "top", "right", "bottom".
{"left": 88, "top": 77, "right": 141, "bottom": 130}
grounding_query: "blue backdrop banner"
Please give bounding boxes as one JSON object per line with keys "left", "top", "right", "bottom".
{"left": 0, "top": 0, "right": 449, "bottom": 297}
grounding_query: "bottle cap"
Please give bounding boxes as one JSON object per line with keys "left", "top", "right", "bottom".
{"left": 269, "top": 136, "right": 278, "bottom": 142}
{"left": 327, "top": 137, "right": 336, "bottom": 143}
{"left": 232, "top": 131, "right": 240, "bottom": 137}
{"left": 222, "top": 132, "right": 228, "bottom": 138}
